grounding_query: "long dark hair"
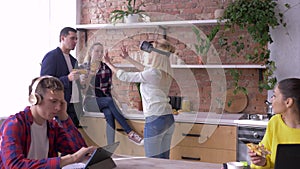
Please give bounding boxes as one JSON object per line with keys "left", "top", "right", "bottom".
{"left": 277, "top": 78, "right": 300, "bottom": 112}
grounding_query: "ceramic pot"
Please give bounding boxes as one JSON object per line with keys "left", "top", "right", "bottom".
{"left": 214, "top": 9, "right": 225, "bottom": 19}
{"left": 124, "top": 14, "right": 139, "bottom": 23}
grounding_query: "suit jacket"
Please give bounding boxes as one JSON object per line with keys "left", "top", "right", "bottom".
{"left": 40, "top": 47, "right": 82, "bottom": 103}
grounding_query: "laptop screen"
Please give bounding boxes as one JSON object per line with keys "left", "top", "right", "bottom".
{"left": 274, "top": 144, "right": 300, "bottom": 169}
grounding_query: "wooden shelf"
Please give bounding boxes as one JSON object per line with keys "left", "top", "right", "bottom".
{"left": 115, "top": 64, "right": 266, "bottom": 69}
{"left": 76, "top": 19, "right": 223, "bottom": 30}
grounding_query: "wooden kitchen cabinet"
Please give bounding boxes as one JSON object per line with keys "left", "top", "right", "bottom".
{"left": 79, "top": 116, "right": 107, "bottom": 147}
{"left": 170, "top": 122, "right": 237, "bottom": 163}
{"left": 115, "top": 120, "right": 145, "bottom": 156}
{"left": 79, "top": 116, "right": 145, "bottom": 156}
{"left": 171, "top": 146, "right": 235, "bottom": 163}
{"left": 80, "top": 116, "right": 237, "bottom": 163}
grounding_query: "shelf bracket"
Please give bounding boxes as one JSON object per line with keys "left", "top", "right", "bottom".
{"left": 158, "top": 25, "right": 167, "bottom": 39}
{"left": 259, "top": 69, "right": 263, "bottom": 82}
{"left": 76, "top": 28, "right": 88, "bottom": 47}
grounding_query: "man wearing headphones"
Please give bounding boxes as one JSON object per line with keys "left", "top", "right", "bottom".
{"left": 0, "top": 76, "right": 96, "bottom": 168}
{"left": 40, "top": 27, "right": 83, "bottom": 128}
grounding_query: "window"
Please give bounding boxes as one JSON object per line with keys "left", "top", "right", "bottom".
{"left": 0, "top": 0, "right": 76, "bottom": 117}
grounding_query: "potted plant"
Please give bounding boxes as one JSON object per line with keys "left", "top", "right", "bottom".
{"left": 214, "top": 0, "right": 226, "bottom": 19}
{"left": 221, "top": 0, "right": 291, "bottom": 92}
{"left": 109, "top": 0, "right": 146, "bottom": 24}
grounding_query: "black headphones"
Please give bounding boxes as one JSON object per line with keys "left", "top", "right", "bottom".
{"left": 28, "top": 75, "right": 53, "bottom": 105}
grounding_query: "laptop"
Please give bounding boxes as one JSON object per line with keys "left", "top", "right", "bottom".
{"left": 274, "top": 144, "right": 300, "bottom": 169}
{"left": 63, "top": 141, "right": 120, "bottom": 169}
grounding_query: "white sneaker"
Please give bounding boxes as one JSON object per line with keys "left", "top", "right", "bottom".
{"left": 128, "top": 131, "right": 144, "bottom": 146}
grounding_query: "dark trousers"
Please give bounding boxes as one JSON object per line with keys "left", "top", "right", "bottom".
{"left": 67, "top": 102, "right": 83, "bottom": 128}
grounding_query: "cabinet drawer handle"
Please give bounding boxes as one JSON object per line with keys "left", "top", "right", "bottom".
{"left": 181, "top": 156, "right": 201, "bottom": 161}
{"left": 116, "top": 128, "right": 125, "bottom": 132}
{"left": 182, "top": 133, "right": 201, "bottom": 137}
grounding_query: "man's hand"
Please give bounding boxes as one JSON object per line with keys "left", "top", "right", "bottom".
{"left": 60, "top": 146, "right": 97, "bottom": 167}
{"left": 58, "top": 99, "right": 68, "bottom": 121}
{"left": 72, "top": 146, "right": 97, "bottom": 163}
{"left": 68, "top": 70, "right": 80, "bottom": 81}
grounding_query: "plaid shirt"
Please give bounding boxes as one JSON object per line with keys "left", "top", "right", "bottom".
{"left": 88, "top": 62, "right": 112, "bottom": 97}
{"left": 0, "top": 106, "right": 87, "bottom": 169}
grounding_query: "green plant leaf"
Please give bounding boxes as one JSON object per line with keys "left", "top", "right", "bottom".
{"left": 109, "top": 0, "right": 147, "bottom": 23}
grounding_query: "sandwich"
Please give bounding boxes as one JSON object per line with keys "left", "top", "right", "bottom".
{"left": 246, "top": 143, "right": 271, "bottom": 157}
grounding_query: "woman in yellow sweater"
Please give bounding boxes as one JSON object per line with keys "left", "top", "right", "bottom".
{"left": 249, "top": 78, "right": 300, "bottom": 168}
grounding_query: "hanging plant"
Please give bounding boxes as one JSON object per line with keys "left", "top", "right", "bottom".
{"left": 195, "top": 0, "right": 291, "bottom": 93}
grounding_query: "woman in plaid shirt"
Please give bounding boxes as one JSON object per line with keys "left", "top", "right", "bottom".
{"left": 81, "top": 42, "right": 143, "bottom": 146}
{"left": 0, "top": 76, "right": 96, "bottom": 169}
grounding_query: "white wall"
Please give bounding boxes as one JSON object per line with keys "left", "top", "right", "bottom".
{"left": 267, "top": 0, "right": 300, "bottom": 100}
{"left": 0, "top": 0, "right": 76, "bottom": 117}
{"left": 48, "top": 0, "right": 77, "bottom": 55}
{"left": 270, "top": 0, "right": 300, "bottom": 81}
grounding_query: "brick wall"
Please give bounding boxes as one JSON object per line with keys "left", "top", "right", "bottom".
{"left": 77, "top": 0, "right": 267, "bottom": 114}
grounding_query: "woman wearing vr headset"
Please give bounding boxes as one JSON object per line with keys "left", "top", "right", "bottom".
{"left": 103, "top": 39, "right": 176, "bottom": 159}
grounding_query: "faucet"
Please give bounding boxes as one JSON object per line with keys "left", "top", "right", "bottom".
{"left": 265, "top": 100, "right": 274, "bottom": 119}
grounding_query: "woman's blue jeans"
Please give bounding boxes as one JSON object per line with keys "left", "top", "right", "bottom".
{"left": 144, "top": 114, "right": 175, "bottom": 159}
{"left": 84, "top": 96, "right": 132, "bottom": 144}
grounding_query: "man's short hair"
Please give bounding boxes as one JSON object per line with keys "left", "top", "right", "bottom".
{"left": 59, "top": 27, "right": 77, "bottom": 42}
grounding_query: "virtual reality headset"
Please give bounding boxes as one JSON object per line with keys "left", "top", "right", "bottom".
{"left": 140, "top": 41, "right": 171, "bottom": 57}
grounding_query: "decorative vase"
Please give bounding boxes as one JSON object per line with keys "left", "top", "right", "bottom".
{"left": 215, "top": 108, "right": 223, "bottom": 114}
{"left": 124, "top": 14, "right": 139, "bottom": 23}
{"left": 214, "top": 9, "right": 225, "bottom": 19}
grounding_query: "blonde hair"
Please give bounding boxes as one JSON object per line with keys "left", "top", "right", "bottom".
{"left": 154, "top": 39, "right": 176, "bottom": 53}
{"left": 83, "top": 42, "right": 104, "bottom": 73}
{"left": 151, "top": 39, "right": 175, "bottom": 79}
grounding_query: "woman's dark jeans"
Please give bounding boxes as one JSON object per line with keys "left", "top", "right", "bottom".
{"left": 84, "top": 96, "right": 132, "bottom": 144}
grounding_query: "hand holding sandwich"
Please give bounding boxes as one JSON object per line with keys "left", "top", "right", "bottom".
{"left": 247, "top": 143, "right": 271, "bottom": 166}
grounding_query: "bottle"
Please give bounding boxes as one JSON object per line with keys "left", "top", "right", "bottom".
{"left": 181, "top": 97, "right": 191, "bottom": 112}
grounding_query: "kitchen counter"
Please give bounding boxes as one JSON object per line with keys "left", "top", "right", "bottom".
{"left": 113, "top": 156, "right": 222, "bottom": 169}
{"left": 83, "top": 110, "right": 268, "bottom": 127}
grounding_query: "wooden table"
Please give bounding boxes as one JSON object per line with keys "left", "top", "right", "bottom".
{"left": 113, "top": 156, "right": 222, "bottom": 169}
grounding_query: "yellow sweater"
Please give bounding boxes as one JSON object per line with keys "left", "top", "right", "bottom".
{"left": 251, "top": 114, "right": 300, "bottom": 169}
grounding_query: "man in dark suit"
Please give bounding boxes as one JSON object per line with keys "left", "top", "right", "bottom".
{"left": 40, "top": 27, "right": 83, "bottom": 127}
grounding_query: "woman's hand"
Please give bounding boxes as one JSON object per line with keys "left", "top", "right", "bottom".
{"left": 102, "top": 50, "right": 111, "bottom": 64}
{"left": 120, "top": 46, "right": 129, "bottom": 59}
{"left": 248, "top": 149, "right": 267, "bottom": 166}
